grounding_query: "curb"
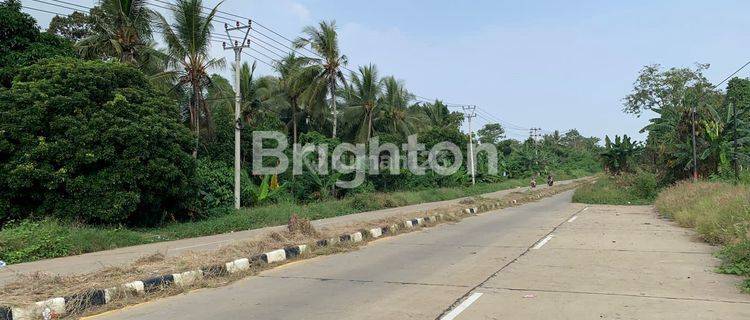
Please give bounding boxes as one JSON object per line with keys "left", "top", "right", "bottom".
{"left": 0, "top": 184, "right": 577, "bottom": 320}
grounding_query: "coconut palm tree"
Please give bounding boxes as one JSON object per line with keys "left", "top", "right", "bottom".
{"left": 293, "top": 20, "right": 347, "bottom": 138}
{"left": 377, "top": 76, "right": 420, "bottom": 138}
{"left": 275, "top": 54, "right": 320, "bottom": 146}
{"left": 421, "top": 100, "right": 463, "bottom": 131}
{"left": 156, "top": 0, "right": 224, "bottom": 157}
{"left": 341, "top": 64, "right": 382, "bottom": 142}
{"left": 77, "top": 0, "right": 155, "bottom": 64}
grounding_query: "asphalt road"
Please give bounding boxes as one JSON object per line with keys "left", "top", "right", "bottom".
{"left": 86, "top": 191, "right": 750, "bottom": 320}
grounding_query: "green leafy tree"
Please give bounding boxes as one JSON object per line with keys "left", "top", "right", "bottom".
{"left": 0, "top": 58, "right": 197, "bottom": 226}
{"left": 48, "top": 10, "right": 96, "bottom": 42}
{"left": 0, "top": 0, "right": 75, "bottom": 87}
{"left": 477, "top": 123, "right": 505, "bottom": 144}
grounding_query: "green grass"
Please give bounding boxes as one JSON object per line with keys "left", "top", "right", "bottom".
{"left": 655, "top": 181, "right": 750, "bottom": 293}
{"left": 572, "top": 172, "right": 658, "bottom": 205}
{"left": 1, "top": 174, "right": 593, "bottom": 265}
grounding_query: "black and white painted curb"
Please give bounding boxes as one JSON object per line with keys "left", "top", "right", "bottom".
{"left": 0, "top": 187, "right": 571, "bottom": 320}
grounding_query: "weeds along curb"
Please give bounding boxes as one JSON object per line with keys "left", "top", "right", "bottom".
{"left": 0, "top": 183, "right": 581, "bottom": 320}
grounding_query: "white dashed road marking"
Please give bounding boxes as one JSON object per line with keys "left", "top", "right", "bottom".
{"left": 440, "top": 292, "right": 484, "bottom": 320}
{"left": 532, "top": 235, "right": 554, "bottom": 249}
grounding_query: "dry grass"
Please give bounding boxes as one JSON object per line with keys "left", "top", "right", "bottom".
{"left": 0, "top": 180, "right": 587, "bottom": 318}
{"left": 655, "top": 181, "right": 750, "bottom": 245}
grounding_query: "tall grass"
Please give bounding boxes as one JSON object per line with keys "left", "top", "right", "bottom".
{"left": 655, "top": 181, "right": 750, "bottom": 292}
{"left": 572, "top": 171, "right": 658, "bottom": 205}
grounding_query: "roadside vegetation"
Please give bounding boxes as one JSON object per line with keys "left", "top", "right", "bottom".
{"left": 0, "top": 174, "right": 593, "bottom": 264}
{"left": 574, "top": 61, "right": 750, "bottom": 292}
{"left": 572, "top": 171, "right": 658, "bottom": 205}
{"left": 656, "top": 181, "right": 750, "bottom": 292}
{"left": 0, "top": 1, "right": 600, "bottom": 264}
{"left": 0, "top": 182, "right": 584, "bottom": 315}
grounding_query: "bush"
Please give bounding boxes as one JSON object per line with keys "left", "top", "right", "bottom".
{"left": 194, "top": 159, "right": 253, "bottom": 212}
{"left": 572, "top": 172, "right": 658, "bottom": 205}
{"left": 630, "top": 170, "right": 659, "bottom": 200}
{"left": 0, "top": 58, "right": 197, "bottom": 226}
{"left": 717, "top": 241, "right": 750, "bottom": 277}
{"left": 0, "top": 219, "right": 71, "bottom": 264}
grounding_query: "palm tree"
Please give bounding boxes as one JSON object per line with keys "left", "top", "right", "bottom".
{"left": 294, "top": 20, "right": 347, "bottom": 138}
{"left": 275, "top": 54, "right": 318, "bottom": 146}
{"left": 77, "top": 0, "right": 155, "bottom": 64}
{"left": 421, "top": 100, "right": 463, "bottom": 131}
{"left": 156, "top": 0, "right": 224, "bottom": 157}
{"left": 342, "top": 64, "right": 382, "bottom": 142}
{"left": 377, "top": 76, "right": 420, "bottom": 138}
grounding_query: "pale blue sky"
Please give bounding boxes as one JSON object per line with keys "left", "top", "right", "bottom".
{"left": 23, "top": 0, "right": 750, "bottom": 141}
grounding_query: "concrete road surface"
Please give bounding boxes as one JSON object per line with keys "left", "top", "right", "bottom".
{"left": 0, "top": 179, "right": 584, "bottom": 287}
{"left": 87, "top": 191, "right": 750, "bottom": 320}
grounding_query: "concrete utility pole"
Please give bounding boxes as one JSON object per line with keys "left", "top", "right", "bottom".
{"left": 529, "top": 127, "right": 542, "bottom": 172}
{"left": 223, "top": 20, "right": 252, "bottom": 210}
{"left": 691, "top": 104, "right": 698, "bottom": 181}
{"left": 462, "top": 105, "right": 477, "bottom": 185}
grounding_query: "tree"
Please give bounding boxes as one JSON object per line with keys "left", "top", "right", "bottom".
{"left": 77, "top": 0, "right": 155, "bottom": 64}
{"left": 156, "top": 0, "right": 225, "bottom": 157}
{"left": 0, "top": 0, "right": 75, "bottom": 87}
{"left": 420, "top": 100, "right": 463, "bottom": 131}
{"left": 48, "top": 10, "right": 96, "bottom": 42}
{"left": 376, "top": 76, "right": 420, "bottom": 139}
{"left": 294, "top": 20, "right": 348, "bottom": 138}
{"left": 601, "top": 135, "right": 640, "bottom": 175}
{"left": 0, "top": 58, "right": 197, "bottom": 226}
{"left": 342, "top": 64, "right": 383, "bottom": 142}
{"left": 477, "top": 123, "right": 505, "bottom": 144}
{"left": 623, "top": 63, "right": 712, "bottom": 116}
{"left": 273, "top": 54, "right": 317, "bottom": 146}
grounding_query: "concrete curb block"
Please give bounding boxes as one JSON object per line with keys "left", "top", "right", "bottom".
{"left": 0, "top": 184, "right": 578, "bottom": 319}
{"left": 368, "top": 228, "right": 383, "bottom": 238}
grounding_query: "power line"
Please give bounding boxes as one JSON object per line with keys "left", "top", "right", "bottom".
{"left": 28, "top": 1, "right": 542, "bottom": 136}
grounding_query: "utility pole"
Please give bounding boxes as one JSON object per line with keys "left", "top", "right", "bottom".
{"left": 691, "top": 104, "right": 698, "bottom": 181}
{"left": 529, "top": 127, "right": 542, "bottom": 170}
{"left": 732, "top": 102, "right": 740, "bottom": 181}
{"left": 462, "top": 105, "right": 477, "bottom": 185}
{"left": 223, "top": 20, "right": 252, "bottom": 210}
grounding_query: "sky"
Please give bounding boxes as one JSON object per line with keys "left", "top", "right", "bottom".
{"left": 22, "top": 0, "right": 750, "bottom": 141}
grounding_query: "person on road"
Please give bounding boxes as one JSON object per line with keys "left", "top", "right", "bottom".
{"left": 547, "top": 174, "right": 554, "bottom": 186}
{"left": 530, "top": 176, "right": 537, "bottom": 188}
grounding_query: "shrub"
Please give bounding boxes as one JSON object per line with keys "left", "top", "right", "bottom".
{"left": 194, "top": 159, "right": 253, "bottom": 212}
{"left": 716, "top": 241, "right": 750, "bottom": 277}
{"left": 630, "top": 170, "right": 659, "bottom": 200}
{"left": 572, "top": 172, "right": 657, "bottom": 205}
{"left": 0, "top": 58, "right": 196, "bottom": 226}
{"left": 0, "top": 219, "right": 71, "bottom": 264}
